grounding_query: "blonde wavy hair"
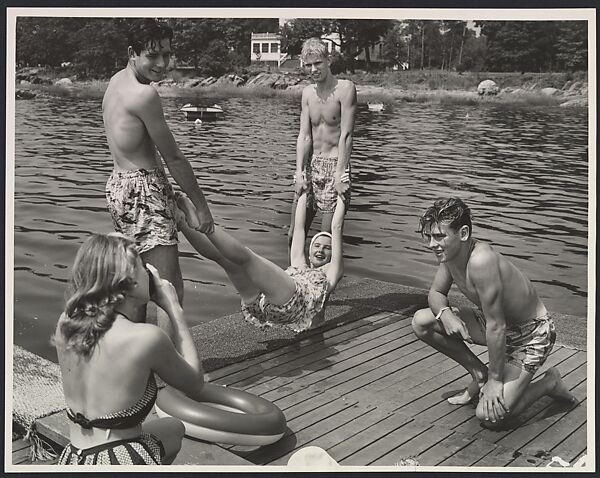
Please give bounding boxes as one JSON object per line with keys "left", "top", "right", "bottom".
{"left": 53, "top": 233, "right": 139, "bottom": 357}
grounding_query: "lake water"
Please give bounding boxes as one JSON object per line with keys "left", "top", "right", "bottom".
{"left": 12, "top": 89, "right": 589, "bottom": 362}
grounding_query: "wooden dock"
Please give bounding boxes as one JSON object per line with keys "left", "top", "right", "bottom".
{"left": 198, "top": 310, "right": 587, "bottom": 467}
{"left": 12, "top": 277, "right": 588, "bottom": 468}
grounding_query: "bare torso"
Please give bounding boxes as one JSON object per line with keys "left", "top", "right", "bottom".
{"left": 450, "top": 241, "right": 547, "bottom": 325}
{"left": 305, "top": 79, "right": 353, "bottom": 157}
{"left": 102, "top": 68, "right": 160, "bottom": 171}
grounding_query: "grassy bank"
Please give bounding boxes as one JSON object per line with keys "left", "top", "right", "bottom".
{"left": 17, "top": 67, "right": 588, "bottom": 108}
{"left": 338, "top": 69, "right": 588, "bottom": 91}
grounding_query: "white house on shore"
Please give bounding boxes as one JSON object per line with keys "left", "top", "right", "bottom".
{"left": 250, "top": 33, "right": 288, "bottom": 67}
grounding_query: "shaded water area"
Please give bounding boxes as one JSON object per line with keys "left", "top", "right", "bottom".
{"left": 13, "top": 89, "right": 589, "bottom": 362}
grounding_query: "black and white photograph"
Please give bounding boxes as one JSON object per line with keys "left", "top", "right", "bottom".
{"left": 6, "top": 4, "right": 595, "bottom": 471}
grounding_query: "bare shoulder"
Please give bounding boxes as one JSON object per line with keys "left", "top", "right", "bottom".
{"left": 337, "top": 79, "right": 356, "bottom": 94}
{"left": 115, "top": 322, "right": 167, "bottom": 357}
{"left": 302, "top": 83, "right": 317, "bottom": 98}
{"left": 127, "top": 82, "right": 160, "bottom": 111}
{"left": 468, "top": 242, "right": 500, "bottom": 276}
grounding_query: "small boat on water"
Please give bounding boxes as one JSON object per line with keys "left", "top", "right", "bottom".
{"left": 367, "top": 102, "right": 385, "bottom": 112}
{"left": 181, "top": 103, "right": 224, "bottom": 121}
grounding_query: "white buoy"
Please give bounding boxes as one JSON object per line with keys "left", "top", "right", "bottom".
{"left": 194, "top": 118, "right": 203, "bottom": 126}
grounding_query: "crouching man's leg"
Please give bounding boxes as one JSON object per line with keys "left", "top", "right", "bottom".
{"left": 476, "top": 363, "right": 577, "bottom": 429}
{"left": 412, "top": 307, "right": 488, "bottom": 404}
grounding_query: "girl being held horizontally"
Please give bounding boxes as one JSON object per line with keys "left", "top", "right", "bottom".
{"left": 175, "top": 191, "right": 346, "bottom": 332}
{"left": 53, "top": 233, "right": 204, "bottom": 465}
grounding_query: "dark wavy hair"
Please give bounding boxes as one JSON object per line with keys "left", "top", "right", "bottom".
{"left": 418, "top": 198, "right": 473, "bottom": 239}
{"left": 52, "top": 233, "right": 139, "bottom": 357}
{"left": 127, "top": 18, "right": 173, "bottom": 55}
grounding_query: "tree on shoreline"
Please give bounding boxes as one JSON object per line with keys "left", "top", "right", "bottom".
{"left": 15, "top": 17, "right": 588, "bottom": 77}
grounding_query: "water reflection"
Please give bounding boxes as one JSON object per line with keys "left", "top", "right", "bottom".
{"left": 13, "top": 93, "right": 588, "bottom": 361}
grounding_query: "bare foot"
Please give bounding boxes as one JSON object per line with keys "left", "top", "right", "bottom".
{"left": 174, "top": 193, "right": 200, "bottom": 229}
{"left": 546, "top": 368, "right": 577, "bottom": 404}
{"left": 447, "top": 379, "right": 483, "bottom": 405}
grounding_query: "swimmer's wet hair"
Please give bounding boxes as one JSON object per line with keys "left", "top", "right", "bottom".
{"left": 418, "top": 198, "right": 473, "bottom": 238}
{"left": 301, "top": 37, "right": 329, "bottom": 61}
{"left": 127, "top": 18, "right": 173, "bottom": 55}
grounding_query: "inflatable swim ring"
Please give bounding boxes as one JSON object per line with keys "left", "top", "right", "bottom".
{"left": 155, "top": 384, "right": 287, "bottom": 446}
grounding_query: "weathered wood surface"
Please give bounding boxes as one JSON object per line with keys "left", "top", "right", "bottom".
{"left": 205, "top": 311, "right": 588, "bottom": 467}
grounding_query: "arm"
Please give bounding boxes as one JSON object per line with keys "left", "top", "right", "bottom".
{"left": 146, "top": 264, "right": 205, "bottom": 397}
{"left": 295, "top": 87, "right": 312, "bottom": 195}
{"left": 133, "top": 87, "right": 214, "bottom": 233}
{"left": 334, "top": 81, "right": 357, "bottom": 193}
{"left": 290, "top": 192, "right": 308, "bottom": 267}
{"left": 469, "top": 252, "right": 508, "bottom": 421}
{"left": 325, "top": 195, "right": 346, "bottom": 289}
{"left": 429, "top": 265, "right": 473, "bottom": 342}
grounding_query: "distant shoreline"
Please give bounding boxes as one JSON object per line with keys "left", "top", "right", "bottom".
{"left": 15, "top": 67, "right": 589, "bottom": 108}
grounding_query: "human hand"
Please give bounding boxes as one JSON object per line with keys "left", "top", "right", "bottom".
{"left": 195, "top": 206, "right": 215, "bottom": 234}
{"left": 294, "top": 171, "right": 307, "bottom": 196}
{"left": 480, "top": 379, "right": 508, "bottom": 423}
{"left": 334, "top": 171, "right": 350, "bottom": 196}
{"left": 439, "top": 311, "right": 473, "bottom": 343}
{"left": 146, "top": 263, "right": 180, "bottom": 314}
{"left": 173, "top": 192, "right": 200, "bottom": 230}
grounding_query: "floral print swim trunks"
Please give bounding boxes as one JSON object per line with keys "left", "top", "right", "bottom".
{"left": 306, "top": 153, "right": 351, "bottom": 213}
{"left": 241, "top": 265, "right": 329, "bottom": 333}
{"left": 106, "top": 168, "right": 179, "bottom": 254}
{"left": 471, "top": 308, "right": 556, "bottom": 374}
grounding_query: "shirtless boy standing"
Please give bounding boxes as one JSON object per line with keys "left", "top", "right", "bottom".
{"left": 412, "top": 198, "right": 575, "bottom": 428}
{"left": 289, "top": 37, "right": 357, "bottom": 246}
{"left": 103, "top": 19, "right": 213, "bottom": 324}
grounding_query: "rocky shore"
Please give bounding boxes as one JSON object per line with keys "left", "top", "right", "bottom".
{"left": 15, "top": 67, "right": 588, "bottom": 108}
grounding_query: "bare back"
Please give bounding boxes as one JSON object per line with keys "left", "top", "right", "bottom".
{"left": 304, "top": 79, "right": 354, "bottom": 156}
{"left": 451, "top": 242, "right": 546, "bottom": 325}
{"left": 102, "top": 68, "right": 161, "bottom": 171}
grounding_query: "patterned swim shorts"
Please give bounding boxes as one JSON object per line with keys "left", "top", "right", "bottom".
{"left": 472, "top": 308, "right": 556, "bottom": 374}
{"left": 306, "top": 153, "right": 351, "bottom": 213}
{"left": 241, "top": 266, "right": 329, "bottom": 333}
{"left": 58, "top": 432, "right": 165, "bottom": 465}
{"left": 106, "top": 168, "right": 178, "bottom": 254}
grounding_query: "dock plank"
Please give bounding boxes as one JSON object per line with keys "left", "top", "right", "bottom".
{"left": 273, "top": 343, "right": 434, "bottom": 412}
{"left": 543, "top": 423, "right": 587, "bottom": 465}
{"left": 273, "top": 403, "right": 399, "bottom": 465}
{"left": 225, "top": 313, "right": 404, "bottom": 388}
{"left": 415, "top": 432, "right": 476, "bottom": 466}
{"left": 369, "top": 424, "right": 457, "bottom": 466}
{"left": 254, "top": 329, "right": 423, "bottom": 402}
{"left": 208, "top": 311, "right": 396, "bottom": 382}
{"left": 326, "top": 412, "right": 414, "bottom": 463}
{"left": 240, "top": 319, "right": 414, "bottom": 395}
{"left": 241, "top": 396, "right": 362, "bottom": 464}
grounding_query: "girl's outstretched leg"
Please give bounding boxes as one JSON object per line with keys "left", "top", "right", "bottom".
{"left": 206, "top": 227, "right": 296, "bottom": 306}
{"left": 177, "top": 211, "right": 260, "bottom": 303}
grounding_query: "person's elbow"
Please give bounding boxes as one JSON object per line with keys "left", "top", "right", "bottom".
{"left": 297, "top": 133, "right": 311, "bottom": 146}
{"left": 163, "top": 150, "right": 187, "bottom": 167}
{"left": 339, "top": 130, "right": 353, "bottom": 146}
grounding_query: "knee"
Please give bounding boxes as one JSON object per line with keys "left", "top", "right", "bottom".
{"left": 475, "top": 403, "right": 509, "bottom": 429}
{"left": 412, "top": 308, "right": 434, "bottom": 337}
